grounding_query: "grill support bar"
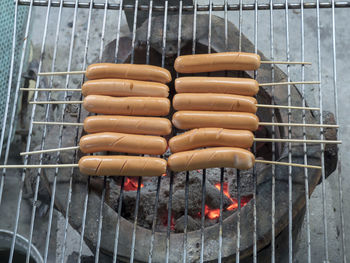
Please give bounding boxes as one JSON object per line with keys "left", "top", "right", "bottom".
{"left": 17, "top": 0, "right": 350, "bottom": 11}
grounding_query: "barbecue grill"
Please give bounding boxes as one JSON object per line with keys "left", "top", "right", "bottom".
{"left": 0, "top": 0, "right": 348, "bottom": 262}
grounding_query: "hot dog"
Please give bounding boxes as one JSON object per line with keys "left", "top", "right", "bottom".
{"left": 167, "top": 147, "right": 255, "bottom": 171}
{"left": 173, "top": 93, "right": 257, "bottom": 113}
{"left": 79, "top": 156, "right": 167, "bottom": 176}
{"left": 82, "top": 79, "right": 169, "bottom": 97}
{"left": 80, "top": 132, "right": 167, "bottom": 155}
{"left": 83, "top": 95, "right": 170, "bottom": 116}
{"left": 172, "top": 111, "right": 259, "bottom": 131}
{"left": 86, "top": 63, "right": 172, "bottom": 83}
{"left": 169, "top": 128, "right": 254, "bottom": 153}
{"left": 84, "top": 115, "right": 172, "bottom": 135}
{"left": 175, "top": 77, "right": 259, "bottom": 96}
{"left": 174, "top": 52, "right": 261, "bottom": 73}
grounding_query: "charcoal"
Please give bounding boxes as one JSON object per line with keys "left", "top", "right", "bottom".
{"left": 174, "top": 215, "right": 201, "bottom": 233}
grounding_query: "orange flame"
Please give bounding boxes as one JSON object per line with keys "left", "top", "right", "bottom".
{"left": 124, "top": 177, "right": 144, "bottom": 191}
{"left": 200, "top": 183, "right": 252, "bottom": 220}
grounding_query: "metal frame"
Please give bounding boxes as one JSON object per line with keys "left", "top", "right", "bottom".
{"left": 0, "top": 0, "right": 346, "bottom": 262}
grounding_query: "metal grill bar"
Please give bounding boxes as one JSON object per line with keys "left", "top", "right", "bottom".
{"left": 218, "top": 168, "right": 224, "bottom": 263}
{"left": 269, "top": 0, "right": 276, "bottom": 262}
{"left": 130, "top": 177, "right": 142, "bottom": 263}
{"left": 17, "top": 0, "right": 350, "bottom": 11}
{"left": 300, "top": 1, "right": 312, "bottom": 262}
{"left": 236, "top": 2, "right": 243, "bottom": 261}
{"left": 145, "top": 0, "right": 153, "bottom": 65}
{"left": 253, "top": 1, "right": 258, "bottom": 262}
{"left": 79, "top": 176, "right": 90, "bottom": 263}
{"left": 148, "top": 176, "right": 161, "bottom": 263}
{"left": 166, "top": 172, "right": 174, "bottom": 263}
{"left": 182, "top": 172, "right": 189, "bottom": 263}
{"left": 332, "top": 0, "right": 347, "bottom": 261}
{"left": 316, "top": 1, "right": 329, "bottom": 261}
{"left": 284, "top": 1, "right": 293, "bottom": 262}
{"left": 174, "top": 4, "right": 188, "bottom": 263}
{"left": 200, "top": 169, "right": 206, "bottom": 263}
{"left": 147, "top": 2, "right": 162, "bottom": 262}
{"left": 112, "top": 176, "right": 125, "bottom": 263}
{"left": 218, "top": 1, "right": 228, "bottom": 261}
{"left": 236, "top": 170, "right": 241, "bottom": 262}
{"left": 95, "top": 177, "right": 107, "bottom": 263}
{"left": 111, "top": 1, "right": 125, "bottom": 260}
{"left": 129, "top": 2, "right": 141, "bottom": 262}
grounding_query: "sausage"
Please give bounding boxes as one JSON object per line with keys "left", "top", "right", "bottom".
{"left": 174, "top": 52, "right": 261, "bottom": 73}
{"left": 169, "top": 128, "right": 254, "bottom": 153}
{"left": 84, "top": 115, "right": 172, "bottom": 135}
{"left": 175, "top": 77, "right": 259, "bottom": 96}
{"left": 82, "top": 79, "right": 169, "bottom": 97}
{"left": 167, "top": 147, "right": 255, "bottom": 171}
{"left": 83, "top": 95, "right": 170, "bottom": 116}
{"left": 86, "top": 63, "right": 172, "bottom": 83}
{"left": 80, "top": 132, "right": 167, "bottom": 155}
{"left": 173, "top": 93, "right": 257, "bottom": 113}
{"left": 172, "top": 111, "right": 259, "bottom": 131}
{"left": 79, "top": 156, "right": 167, "bottom": 176}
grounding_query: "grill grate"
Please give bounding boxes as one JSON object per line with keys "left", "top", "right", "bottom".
{"left": 0, "top": 1, "right": 347, "bottom": 262}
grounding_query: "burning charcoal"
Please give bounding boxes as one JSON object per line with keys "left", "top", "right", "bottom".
{"left": 171, "top": 189, "right": 200, "bottom": 218}
{"left": 205, "top": 181, "right": 232, "bottom": 210}
{"left": 174, "top": 215, "right": 201, "bottom": 233}
{"left": 122, "top": 189, "right": 159, "bottom": 228}
{"left": 105, "top": 179, "right": 120, "bottom": 211}
{"left": 171, "top": 175, "right": 232, "bottom": 218}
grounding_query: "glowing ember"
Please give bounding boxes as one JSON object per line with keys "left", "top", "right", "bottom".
{"left": 162, "top": 212, "right": 175, "bottom": 230}
{"left": 123, "top": 177, "right": 144, "bottom": 191}
{"left": 200, "top": 182, "right": 252, "bottom": 220}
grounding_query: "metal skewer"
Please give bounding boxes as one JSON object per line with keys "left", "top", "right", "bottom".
{"left": 28, "top": 100, "right": 320, "bottom": 111}
{"left": 32, "top": 120, "right": 339, "bottom": 129}
{"left": 19, "top": 138, "right": 341, "bottom": 156}
{"left": 20, "top": 80, "right": 319, "bottom": 92}
{"left": 0, "top": 159, "right": 321, "bottom": 170}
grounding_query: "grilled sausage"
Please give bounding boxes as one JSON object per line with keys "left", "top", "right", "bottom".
{"left": 79, "top": 156, "right": 167, "bottom": 176}
{"left": 82, "top": 79, "right": 169, "bottom": 97}
{"left": 172, "top": 111, "right": 259, "bottom": 131}
{"left": 84, "top": 115, "right": 172, "bottom": 135}
{"left": 175, "top": 77, "right": 259, "bottom": 96}
{"left": 167, "top": 147, "right": 255, "bottom": 171}
{"left": 174, "top": 52, "right": 261, "bottom": 73}
{"left": 83, "top": 95, "right": 170, "bottom": 116}
{"left": 169, "top": 128, "right": 254, "bottom": 153}
{"left": 173, "top": 93, "right": 258, "bottom": 113}
{"left": 79, "top": 132, "right": 167, "bottom": 155}
{"left": 86, "top": 63, "right": 172, "bottom": 83}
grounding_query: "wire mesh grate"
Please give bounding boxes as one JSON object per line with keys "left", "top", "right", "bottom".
{"left": 0, "top": 1, "right": 348, "bottom": 263}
